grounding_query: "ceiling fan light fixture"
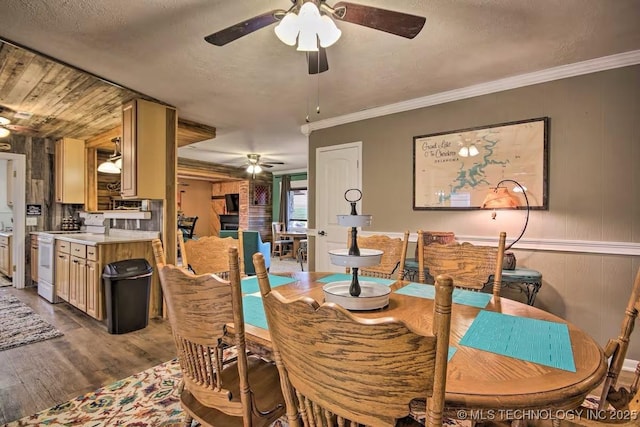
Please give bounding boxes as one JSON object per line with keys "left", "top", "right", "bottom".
{"left": 274, "top": 12, "right": 299, "bottom": 46}
{"left": 0, "top": 128, "right": 9, "bottom": 138}
{"left": 297, "top": 27, "right": 319, "bottom": 51}
{"left": 318, "top": 15, "right": 341, "bottom": 47}
{"left": 0, "top": 116, "right": 10, "bottom": 126}
{"left": 114, "top": 157, "right": 123, "bottom": 169}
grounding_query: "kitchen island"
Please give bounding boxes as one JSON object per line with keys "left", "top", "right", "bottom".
{"left": 47, "top": 230, "right": 161, "bottom": 323}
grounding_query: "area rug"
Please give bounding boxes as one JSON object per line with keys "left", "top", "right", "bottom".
{"left": 3, "top": 357, "right": 471, "bottom": 427}
{"left": 3, "top": 358, "right": 289, "bottom": 427}
{"left": 0, "top": 293, "right": 63, "bottom": 351}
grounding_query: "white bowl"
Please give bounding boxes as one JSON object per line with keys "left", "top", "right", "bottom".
{"left": 337, "top": 215, "right": 372, "bottom": 227}
{"left": 328, "top": 248, "right": 383, "bottom": 267}
{"left": 323, "top": 281, "right": 390, "bottom": 311}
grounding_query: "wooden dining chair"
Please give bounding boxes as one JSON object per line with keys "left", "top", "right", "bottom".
{"left": 566, "top": 267, "right": 640, "bottom": 426}
{"left": 157, "top": 247, "right": 285, "bottom": 427}
{"left": 252, "top": 252, "right": 453, "bottom": 427}
{"left": 178, "top": 231, "right": 244, "bottom": 279}
{"left": 346, "top": 230, "right": 410, "bottom": 281}
{"left": 271, "top": 222, "right": 293, "bottom": 259}
{"left": 418, "top": 230, "right": 506, "bottom": 297}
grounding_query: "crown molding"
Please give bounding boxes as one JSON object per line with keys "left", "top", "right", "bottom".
{"left": 300, "top": 50, "right": 640, "bottom": 135}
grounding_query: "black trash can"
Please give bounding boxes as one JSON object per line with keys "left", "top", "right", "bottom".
{"left": 102, "top": 259, "right": 153, "bottom": 334}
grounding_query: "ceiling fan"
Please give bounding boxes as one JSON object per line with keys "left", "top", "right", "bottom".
{"left": 0, "top": 107, "right": 36, "bottom": 138}
{"left": 246, "top": 153, "right": 284, "bottom": 178}
{"left": 204, "top": 1, "right": 426, "bottom": 74}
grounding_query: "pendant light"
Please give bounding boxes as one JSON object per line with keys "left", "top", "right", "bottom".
{"left": 97, "top": 137, "right": 122, "bottom": 174}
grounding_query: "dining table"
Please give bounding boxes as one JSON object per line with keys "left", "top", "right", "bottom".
{"left": 232, "top": 271, "right": 607, "bottom": 423}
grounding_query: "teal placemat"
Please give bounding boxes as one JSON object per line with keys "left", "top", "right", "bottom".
{"left": 242, "top": 295, "right": 268, "bottom": 329}
{"left": 241, "top": 274, "right": 296, "bottom": 294}
{"left": 448, "top": 347, "right": 457, "bottom": 361}
{"left": 459, "top": 310, "right": 576, "bottom": 372}
{"left": 317, "top": 273, "right": 395, "bottom": 286}
{"left": 395, "top": 283, "right": 492, "bottom": 309}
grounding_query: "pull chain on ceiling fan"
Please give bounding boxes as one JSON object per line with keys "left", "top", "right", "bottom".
{"left": 204, "top": 1, "right": 426, "bottom": 75}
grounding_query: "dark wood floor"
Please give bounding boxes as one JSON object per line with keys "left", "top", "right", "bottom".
{"left": 0, "top": 285, "right": 176, "bottom": 424}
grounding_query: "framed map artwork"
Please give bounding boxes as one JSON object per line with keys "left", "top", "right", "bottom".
{"left": 413, "top": 117, "right": 549, "bottom": 210}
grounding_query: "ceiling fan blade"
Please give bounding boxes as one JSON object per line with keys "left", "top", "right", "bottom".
{"left": 332, "top": 2, "right": 426, "bottom": 39}
{"left": 204, "top": 10, "right": 285, "bottom": 46}
{"left": 307, "top": 47, "right": 329, "bottom": 75}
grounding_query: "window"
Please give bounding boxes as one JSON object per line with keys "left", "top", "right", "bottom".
{"left": 288, "top": 188, "right": 307, "bottom": 231}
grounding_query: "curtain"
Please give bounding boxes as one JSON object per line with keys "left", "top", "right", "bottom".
{"left": 278, "top": 175, "right": 291, "bottom": 227}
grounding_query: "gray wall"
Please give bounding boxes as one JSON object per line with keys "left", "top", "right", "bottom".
{"left": 309, "top": 65, "right": 640, "bottom": 359}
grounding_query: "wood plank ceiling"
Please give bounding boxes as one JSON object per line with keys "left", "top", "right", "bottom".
{"left": 0, "top": 41, "right": 215, "bottom": 149}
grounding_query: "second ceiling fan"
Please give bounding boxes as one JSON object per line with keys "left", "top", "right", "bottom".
{"left": 204, "top": 1, "right": 426, "bottom": 74}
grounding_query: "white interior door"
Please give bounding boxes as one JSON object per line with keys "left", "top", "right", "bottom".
{"left": 315, "top": 142, "right": 361, "bottom": 271}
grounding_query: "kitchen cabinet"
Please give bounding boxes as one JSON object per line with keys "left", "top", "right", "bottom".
{"left": 58, "top": 242, "right": 101, "bottom": 319}
{"left": 0, "top": 234, "right": 11, "bottom": 278}
{"left": 55, "top": 240, "right": 71, "bottom": 301}
{"left": 121, "top": 99, "right": 176, "bottom": 199}
{"left": 6, "top": 159, "right": 13, "bottom": 206}
{"left": 69, "top": 243, "right": 87, "bottom": 312}
{"left": 30, "top": 234, "right": 38, "bottom": 284}
{"left": 55, "top": 137, "right": 86, "bottom": 204}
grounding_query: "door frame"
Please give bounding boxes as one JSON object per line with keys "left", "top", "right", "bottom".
{"left": 0, "top": 153, "right": 26, "bottom": 289}
{"left": 314, "top": 141, "right": 362, "bottom": 271}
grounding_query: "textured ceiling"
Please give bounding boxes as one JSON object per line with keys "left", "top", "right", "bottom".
{"left": 0, "top": 0, "right": 639, "bottom": 172}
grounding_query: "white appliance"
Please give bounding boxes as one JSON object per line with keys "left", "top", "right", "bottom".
{"left": 37, "top": 232, "right": 59, "bottom": 303}
{"left": 37, "top": 230, "right": 86, "bottom": 303}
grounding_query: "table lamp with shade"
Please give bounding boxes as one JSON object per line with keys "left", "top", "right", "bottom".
{"left": 481, "top": 179, "right": 530, "bottom": 269}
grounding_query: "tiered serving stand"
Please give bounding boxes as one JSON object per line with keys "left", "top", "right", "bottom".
{"left": 323, "top": 189, "right": 390, "bottom": 311}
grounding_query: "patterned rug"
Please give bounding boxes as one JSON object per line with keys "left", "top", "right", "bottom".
{"left": 0, "top": 293, "right": 63, "bottom": 351}
{"left": 3, "top": 355, "right": 474, "bottom": 427}
{"left": 3, "top": 358, "right": 289, "bottom": 427}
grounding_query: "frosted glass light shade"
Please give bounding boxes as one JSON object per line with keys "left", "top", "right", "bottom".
{"left": 0, "top": 117, "right": 10, "bottom": 126}
{"left": 98, "top": 161, "right": 121, "bottom": 174}
{"left": 0, "top": 128, "right": 10, "bottom": 138}
{"left": 114, "top": 157, "right": 123, "bottom": 169}
{"left": 274, "top": 13, "right": 299, "bottom": 46}
{"left": 318, "top": 15, "right": 341, "bottom": 47}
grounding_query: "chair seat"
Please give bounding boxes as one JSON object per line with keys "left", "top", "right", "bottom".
{"left": 180, "top": 355, "right": 284, "bottom": 427}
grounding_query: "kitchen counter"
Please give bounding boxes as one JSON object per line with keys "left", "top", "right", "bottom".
{"left": 39, "top": 230, "right": 160, "bottom": 246}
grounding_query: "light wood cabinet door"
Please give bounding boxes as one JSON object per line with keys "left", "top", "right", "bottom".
{"left": 55, "top": 251, "right": 70, "bottom": 301}
{"left": 85, "top": 259, "right": 101, "bottom": 320}
{"left": 0, "top": 235, "right": 11, "bottom": 278}
{"left": 70, "top": 255, "right": 87, "bottom": 311}
{"left": 121, "top": 100, "right": 136, "bottom": 198}
{"left": 0, "top": 243, "right": 7, "bottom": 276}
{"left": 120, "top": 99, "right": 174, "bottom": 200}
{"left": 55, "top": 138, "right": 85, "bottom": 204}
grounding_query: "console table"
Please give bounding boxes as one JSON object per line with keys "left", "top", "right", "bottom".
{"left": 403, "top": 259, "right": 542, "bottom": 306}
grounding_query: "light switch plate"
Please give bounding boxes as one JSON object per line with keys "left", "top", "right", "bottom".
{"left": 26, "top": 217, "right": 37, "bottom": 226}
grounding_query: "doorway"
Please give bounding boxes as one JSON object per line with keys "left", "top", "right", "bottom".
{"left": 0, "top": 153, "right": 26, "bottom": 289}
